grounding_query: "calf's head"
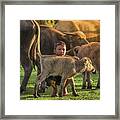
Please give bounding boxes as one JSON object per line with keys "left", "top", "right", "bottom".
{"left": 78, "top": 57, "right": 95, "bottom": 73}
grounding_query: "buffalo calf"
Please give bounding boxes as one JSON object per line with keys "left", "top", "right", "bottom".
{"left": 34, "top": 55, "right": 95, "bottom": 97}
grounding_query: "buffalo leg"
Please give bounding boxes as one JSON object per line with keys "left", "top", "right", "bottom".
{"left": 20, "top": 63, "right": 33, "bottom": 94}
{"left": 82, "top": 72, "right": 87, "bottom": 89}
{"left": 96, "top": 73, "right": 100, "bottom": 89}
{"left": 86, "top": 72, "right": 92, "bottom": 89}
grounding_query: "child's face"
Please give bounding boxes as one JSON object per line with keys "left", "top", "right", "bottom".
{"left": 55, "top": 45, "right": 66, "bottom": 56}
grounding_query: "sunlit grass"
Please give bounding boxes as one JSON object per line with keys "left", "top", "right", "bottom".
{"left": 20, "top": 66, "right": 100, "bottom": 100}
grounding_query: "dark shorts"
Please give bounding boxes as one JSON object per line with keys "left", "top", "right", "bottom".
{"left": 45, "top": 76, "right": 62, "bottom": 86}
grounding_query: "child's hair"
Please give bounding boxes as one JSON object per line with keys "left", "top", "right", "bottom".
{"left": 54, "top": 41, "right": 66, "bottom": 49}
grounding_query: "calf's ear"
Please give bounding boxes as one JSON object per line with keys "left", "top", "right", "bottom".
{"left": 73, "top": 56, "right": 79, "bottom": 61}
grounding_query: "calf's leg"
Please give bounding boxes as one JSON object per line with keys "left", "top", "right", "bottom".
{"left": 37, "top": 67, "right": 46, "bottom": 93}
{"left": 33, "top": 73, "right": 47, "bottom": 98}
{"left": 63, "top": 79, "right": 69, "bottom": 96}
{"left": 64, "top": 78, "right": 78, "bottom": 96}
{"left": 69, "top": 78, "right": 79, "bottom": 96}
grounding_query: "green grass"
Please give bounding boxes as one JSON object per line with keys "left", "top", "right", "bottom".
{"left": 20, "top": 66, "right": 100, "bottom": 100}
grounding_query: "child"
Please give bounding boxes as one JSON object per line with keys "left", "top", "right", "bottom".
{"left": 52, "top": 41, "right": 67, "bottom": 96}
{"left": 46, "top": 41, "right": 78, "bottom": 97}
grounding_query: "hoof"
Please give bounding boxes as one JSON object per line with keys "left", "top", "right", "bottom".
{"left": 58, "top": 93, "right": 63, "bottom": 97}
{"left": 96, "top": 86, "right": 100, "bottom": 89}
{"left": 33, "top": 94, "right": 38, "bottom": 98}
{"left": 33, "top": 93, "right": 40, "bottom": 98}
{"left": 20, "top": 88, "right": 26, "bottom": 94}
{"left": 63, "top": 93, "right": 68, "bottom": 96}
{"left": 38, "top": 89, "right": 45, "bottom": 93}
{"left": 73, "top": 93, "right": 79, "bottom": 97}
{"left": 87, "top": 86, "right": 92, "bottom": 89}
{"left": 59, "top": 95, "right": 63, "bottom": 97}
{"left": 51, "top": 94, "right": 58, "bottom": 97}
{"left": 82, "top": 86, "right": 86, "bottom": 89}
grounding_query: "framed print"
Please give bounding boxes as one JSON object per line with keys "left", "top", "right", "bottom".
{"left": 0, "top": 0, "right": 119, "bottom": 119}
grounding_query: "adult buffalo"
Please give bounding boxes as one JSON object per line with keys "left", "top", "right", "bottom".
{"left": 20, "top": 20, "right": 88, "bottom": 93}
{"left": 55, "top": 20, "right": 100, "bottom": 42}
{"left": 20, "top": 20, "right": 40, "bottom": 93}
